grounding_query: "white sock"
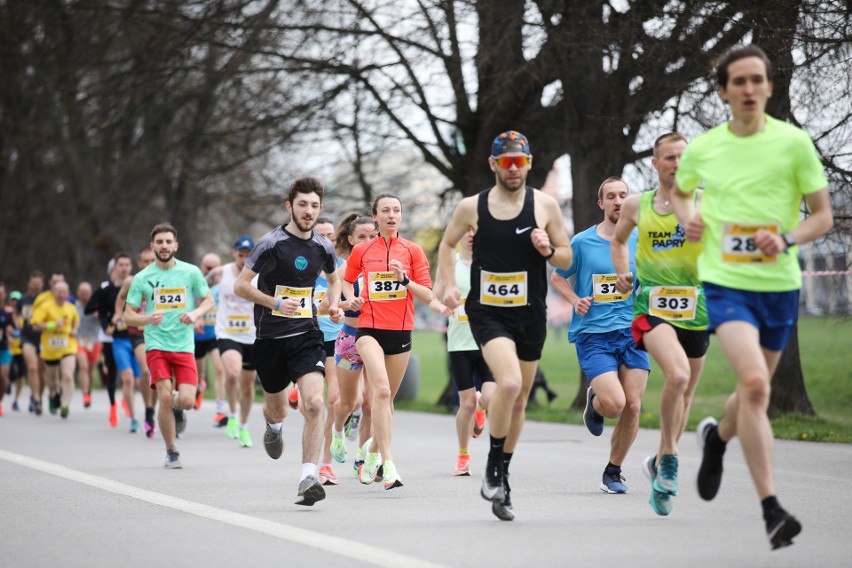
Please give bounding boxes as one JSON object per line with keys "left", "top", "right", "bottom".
{"left": 240, "top": 422, "right": 247, "bottom": 429}
{"left": 230, "top": 413, "right": 238, "bottom": 419}
{"left": 333, "top": 427, "right": 344, "bottom": 437}
{"left": 267, "top": 421, "right": 283, "bottom": 432}
{"left": 215, "top": 399, "right": 227, "bottom": 413}
{"left": 301, "top": 463, "right": 316, "bottom": 481}
{"left": 352, "top": 408, "right": 362, "bottom": 417}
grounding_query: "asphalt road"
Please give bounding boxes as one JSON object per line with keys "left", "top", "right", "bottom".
{"left": 1, "top": 389, "right": 850, "bottom": 568}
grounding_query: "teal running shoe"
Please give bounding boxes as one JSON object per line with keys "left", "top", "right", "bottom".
{"left": 642, "top": 455, "right": 672, "bottom": 516}
{"left": 653, "top": 454, "right": 679, "bottom": 495}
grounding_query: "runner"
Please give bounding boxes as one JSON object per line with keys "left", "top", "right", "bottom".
{"left": 611, "top": 133, "right": 709, "bottom": 515}
{"left": 30, "top": 280, "right": 79, "bottom": 418}
{"left": 438, "top": 130, "right": 572, "bottom": 520}
{"left": 210, "top": 235, "right": 259, "bottom": 448}
{"left": 234, "top": 176, "right": 344, "bottom": 505}
{"left": 431, "top": 229, "right": 495, "bottom": 476}
{"left": 552, "top": 177, "right": 649, "bottom": 494}
{"left": 343, "top": 194, "right": 434, "bottom": 490}
{"left": 195, "top": 253, "right": 224, "bottom": 412}
{"left": 124, "top": 223, "right": 214, "bottom": 468}
{"left": 671, "top": 45, "right": 833, "bottom": 549}
{"left": 0, "top": 283, "right": 14, "bottom": 415}
{"left": 7, "top": 290, "right": 26, "bottom": 412}
{"left": 74, "top": 282, "right": 101, "bottom": 409}
{"left": 19, "top": 272, "right": 45, "bottom": 414}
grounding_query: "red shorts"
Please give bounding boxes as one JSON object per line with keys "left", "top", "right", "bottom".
{"left": 77, "top": 342, "right": 103, "bottom": 366}
{"left": 146, "top": 350, "right": 198, "bottom": 389}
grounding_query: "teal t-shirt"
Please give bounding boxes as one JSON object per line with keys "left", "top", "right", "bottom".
{"left": 127, "top": 259, "right": 210, "bottom": 353}
{"left": 676, "top": 115, "right": 828, "bottom": 291}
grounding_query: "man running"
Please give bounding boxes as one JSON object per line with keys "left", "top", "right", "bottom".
{"left": 438, "top": 130, "right": 572, "bottom": 521}
{"left": 552, "top": 177, "right": 649, "bottom": 495}
{"left": 74, "top": 282, "right": 101, "bottom": 409}
{"left": 235, "top": 176, "right": 343, "bottom": 506}
{"left": 194, "top": 253, "right": 224, "bottom": 412}
{"left": 124, "top": 223, "right": 214, "bottom": 468}
{"left": 671, "top": 45, "right": 833, "bottom": 549}
{"left": 612, "top": 133, "right": 709, "bottom": 516}
{"left": 31, "top": 280, "right": 79, "bottom": 418}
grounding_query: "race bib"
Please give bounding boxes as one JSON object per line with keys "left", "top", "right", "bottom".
{"left": 456, "top": 298, "right": 468, "bottom": 323}
{"left": 480, "top": 271, "right": 527, "bottom": 307}
{"left": 368, "top": 272, "right": 407, "bottom": 301}
{"left": 80, "top": 336, "right": 96, "bottom": 349}
{"left": 115, "top": 319, "right": 127, "bottom": 331}
{"left": 273, "top": 286, "right": 313, "bottom": 318}
{"left": 226, "top": 314, "right": 251, "bottom": 333}
{"left": 593, "top": 274, "right": 630, "bottom": 303}
{"left": 721, "top": 223, "right": 779, "bottom": 265}
{"left": 47, "top": 333, "right": 69, "bottom": 349}
{"left": 648, "top": 286, "right": 698, "bottom": 321}
{"left": 154, "top": 287, "right": 187, "bottom": 310}
{"left": 204, "top": 307, "right": 218, "bottom": 325}
{"left": 22, "top": 305, "right": 33, "bottom": 320}
{"left": 314, "top": 290, "right": 328, "bottom": 318}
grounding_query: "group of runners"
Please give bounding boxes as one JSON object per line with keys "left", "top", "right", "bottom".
{"left": 0, "top": 45, "right": 833, "bottom": 549}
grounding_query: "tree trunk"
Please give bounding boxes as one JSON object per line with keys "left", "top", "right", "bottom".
{"left": 769, "top": 324, "right": 816, "bottom": 418}
{"left": 570, "top": 370, "right": 588, "bottom": 411}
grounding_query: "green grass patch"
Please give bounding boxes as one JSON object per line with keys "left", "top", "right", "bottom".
{"left": 399, "top": 315, "right": 852, "bottom": 443}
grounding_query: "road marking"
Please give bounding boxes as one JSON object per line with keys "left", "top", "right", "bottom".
{"left": 0, "top": 448, "right": 448, "bottom": 568}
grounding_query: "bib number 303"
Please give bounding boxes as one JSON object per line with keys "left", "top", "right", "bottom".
{"left": 648, "top": 286, "right": 698, "bottom": 321}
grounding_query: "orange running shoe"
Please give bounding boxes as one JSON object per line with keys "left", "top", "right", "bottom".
{"left": 318, "top": 465, "right": 339, "bottom": 486}
{"left": 109, "top": 403, "right": 118, "bottom": 427}
{"left": 83, "top": 393, "right": 92, "bottom": 408}
{"left": 454, "top": 453, "right": 471, "bottom": 476}
{"left": 472, "top": 392, "right": 486, "bottom": 438}
{"left": 194, "top": 380, "right": 207, "bottom": 410}
{"left": 121, "top": 398, "right": 131, "bottom": 417}
{"left": 0, "top": 405, "right": 4, "bottom": 417}
{"left": 212, "top": 412, "right": 228, "bottom": 427}
{"left": 288, "top": 384, "right": 299, "bottom": 410}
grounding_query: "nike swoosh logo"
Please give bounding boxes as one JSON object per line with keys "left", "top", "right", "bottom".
{"left": 515, "top": 226, "right": 533, "bottom": 234}
{"left": 402, "top": 342, "right": 411, "bottom": 348}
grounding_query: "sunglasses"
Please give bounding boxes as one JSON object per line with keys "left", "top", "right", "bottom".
{"left": 492, "top": 155, "right": 530, "bottom": 169}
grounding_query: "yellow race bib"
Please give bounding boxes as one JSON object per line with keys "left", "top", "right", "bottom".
{"left": 649, "top": 286, "right": 698, "bottom": 321}
{"left": 593, "top": 274, "right": 630, "bottom": 303}
{"left": 154, "top": 287, "right": 187, "bottom": 310}
{"left": 721, "top": 223, "right": 779, "bottom": 265}
{"left": 368, "top": 272, "right": 407, "bottom": 301}
{"left": 225, "top": 314, "right": 251, "bottom": 333}
{"left": 456, "top": 298, "right": 468, "bottom": 323}
{"left": 273, "top": 286, "right": 313, "bottom": 318}
{"left": 480, "top": 271, "right": 527, "bottom": 307}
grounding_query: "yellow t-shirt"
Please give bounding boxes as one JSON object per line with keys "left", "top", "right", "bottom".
{"left": 31, "top": 301, "right": 79, "bottom": 361}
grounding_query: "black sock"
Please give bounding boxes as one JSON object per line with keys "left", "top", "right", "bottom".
{"left": 488, "top": 435, "right": 506, "bottom": 470}
{"left": 706, "top": 424, "right": 727, "bottom": 454}
{"left": 605, "top": 461, "right": 621, "bottom": 473}
{"left": 503, "top": 452, "right": 513, "bottom": 475}
{"left": 145, "top": 407, "right": 155, "bottom": 421}
{"left": 762, "top": 496, "right": 782, "bottom": 522}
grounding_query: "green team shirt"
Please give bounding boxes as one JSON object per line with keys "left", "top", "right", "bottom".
{"left": 127, "top": 259, "right": 210, "bottom": 353}
{"left": 676, "top": 115, "right": 828, "bottom": 292}
{"left": 634, "top": 189, "right": 708, "bottom": 330}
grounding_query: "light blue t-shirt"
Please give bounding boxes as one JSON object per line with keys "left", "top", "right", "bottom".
{"left": 315, "top": 258, "right": 344, "bottom": 342}
{"left": 555, "top": 225, "right": 638, "bottom": 342}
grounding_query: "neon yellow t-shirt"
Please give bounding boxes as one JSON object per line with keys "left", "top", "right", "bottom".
{"left": 31, "top": 301, "right": 79, "bottom": 361}
{"left": 676, "top": 115, "right": 828, "bottom": 291}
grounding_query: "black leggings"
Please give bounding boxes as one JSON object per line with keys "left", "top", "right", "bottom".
{"left": 102, "top": 342, "right": 118, "bottom": 405}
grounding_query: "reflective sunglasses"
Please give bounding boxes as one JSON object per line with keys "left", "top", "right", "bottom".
{"left": 492, "top": 155, "right": 530, "bottom": 169}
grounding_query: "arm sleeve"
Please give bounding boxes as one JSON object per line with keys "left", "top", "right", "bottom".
{"left": 675, "top": 143, "right": 702, "bottom": 193}
{"left": 126, "top": 278, "right": 142, "bottom": 309}
{"left": 555, "top": 238, "right": 579, "bottom": 279}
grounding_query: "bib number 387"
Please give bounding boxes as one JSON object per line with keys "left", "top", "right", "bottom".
{"left": 368, "top": 272, "right": 407, "bottom": 301}
{"left": 480, "top": 271, "right": 527, "bottom": 307}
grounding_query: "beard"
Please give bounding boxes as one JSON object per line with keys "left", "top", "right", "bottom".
{"left": 607, "top": 212, "right": 620, "bottom": 224}
{"left": 293, "top": 216, "right": 317, "bottom": 233}
{"left": 155, "top": 250, "right": 175, "bottom": 263}
{"left": 496, "top": 170, "right": 526, "bottom": 192}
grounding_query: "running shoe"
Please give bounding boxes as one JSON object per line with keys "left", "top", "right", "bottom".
{"left": 288, "top": 384, "right": 299, "bottom": 410}
{"left": 472, "top": 392, "right": 486, "bottom": 438}
{"left": 454, "top": 453, "right": 471, "bottom": 476}
{"left": 212, "top": 412, "right": 228, "bottom": 427}
{"left": 83, "top": 393, "right": 91, "bottom": 408}
{"left": 358, "top": 438, "right": 381, "bottom": 485}
{"left": 353, "top": 447, "right": 364, "bottom": 477}
{"left": 121, "top": 398, "right": 131, "bottom": 417}
{"left": 767, "top": 509, "right": 802, "bottom": 550}
{"left": 382, "top": 460, "right": 403, "bottom": 490}
{"left": 33, "top": 400, "right": 42, "bottom": 416}
{"left": 49, "top": 392, "right": 59, "bottom": 415}
{"left": 263, "top": 423, "right": 284, "bottom": 459}
{"left": 226, "top": 416, "right": 239, "bottom": 439}
{"left": 330, "top": 431, "right": 348, "bottom": 463}
{"left": 144, "top": 417, "right": 156, "bottom": 438}
{"left": 238, "top": 427, "right": 253, "bottom": 448}
{"left": 696, "top": 416, "right": 725, "bottom": 501}
{"left": 295, "top": 475, "right": 325, "bottom": 506}
{"left": 12, "top": 401, "right": 19, "bottom": 411}
{"left": 109, "top": 403, "right": 118, "bottom": 427}
{"left": 346, "top": 409, "right": 361, "bottom": 441}
{"left": 641, "top": 455, "right": 672, "bottom": 516}
{"left": 164, "top": 449, "right": 182, "bottom": 469}
{"left": 129, "top": 417, "right": 140, "bottom": 433}
{"left": 0, "top": 406, "right": 4, "bottom": 417}
{"left": 318, "top": 465, "right": 339, "bottom": 486}
{"left": 600, "top": 467, "right": 629, "bottom": 494}
{"left": 174, "top": 406, "right": 187, "bottom": 435}
{"left": 480, "top": 462, "right": 505, "bottom": 503}
{"left": 654, "top": 454, "right": 679, "bottom": 495}
{"left": 194, "top": 380, "right": 206, "bottom": 410}
{"left": 492, "top": 472, "right": 514, "bottom": 521}
{"left": 583, "top": 386, "right": 604, "bottom": 436}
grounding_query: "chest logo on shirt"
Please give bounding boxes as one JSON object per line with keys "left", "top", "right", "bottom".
{"left": 294, "top": 256, "right": 308, "bottom": 270}
{"left": 650, "top": 224, "right": 686, "bottom": 251}
{"left": 515, "top": 226, "right": 532, "bottom": 235}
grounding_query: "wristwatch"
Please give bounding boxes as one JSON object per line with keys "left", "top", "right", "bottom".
{"left": 781, "top": 232, "right": 797, "bottom": 250}
{"left": 543, "top": 244, "right": 556, "bottom": 260}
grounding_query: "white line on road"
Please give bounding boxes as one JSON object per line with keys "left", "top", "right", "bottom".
{"left": 0, "top": 448, "right": 448, "bottom": 568}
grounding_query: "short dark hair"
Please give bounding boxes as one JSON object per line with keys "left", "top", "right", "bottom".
{"left": 316, "top": 216, "right": 334, "bottom": 226}
{"left": 113, "top": 251, "right": 132, "bottom": 263}
{"left": 150, "top": 222, "right": 178, "bottom": 242}
{"left": 715, "top": 45, "right": 772, "bottom": 88}
{"left": 287, "top": 176, "right": 325, "bottom": 205}
{"left": 29, "top": 271, "right": 44, "bottom": 280}
{"left": 653, "top": 132, "right": 687, "bottom": 158}
{"left": 371, "top": 193, "right": 401, "bottom": 214}
{"left": 597, "top": 176, "right": 627, "bottom": 200}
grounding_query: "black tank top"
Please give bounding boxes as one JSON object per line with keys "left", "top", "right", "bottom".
{"left": 468, "top": 186, "right": 547, "bottom": 321}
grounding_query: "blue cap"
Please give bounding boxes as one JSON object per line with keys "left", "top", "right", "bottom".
{"left": 491, "top": 130, "right": 530, "bottom": 157}
{"left": 234, "top": 235, "right": 254, "bottom": 251}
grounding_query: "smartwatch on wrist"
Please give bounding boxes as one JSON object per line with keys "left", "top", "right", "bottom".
{"left": 543, "top": 244, "right": 556, "bottom": 260}
{"left": 400, "top": 274, "right": 411, "bottom": 287}
{"left": 782, "top": 232, "right": 797, "bottom": 250}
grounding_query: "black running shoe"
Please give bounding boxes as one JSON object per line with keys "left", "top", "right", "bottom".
{"left": 491, "top": 472, "right": 514, "bottom": 521}
{"left": 173, "top": 406, "right": 187, "bottom": 435}
{"left": 696, "top": 416, "right": 724, "bottom": 501}
{"left": 767, "top": 510, "right": 802, "bottom": 550}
